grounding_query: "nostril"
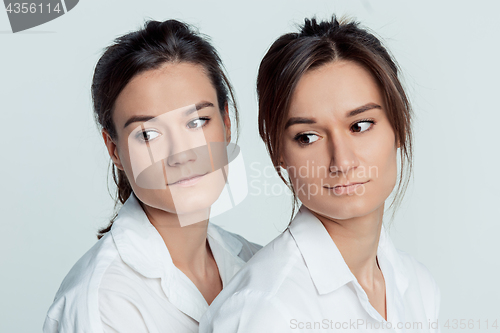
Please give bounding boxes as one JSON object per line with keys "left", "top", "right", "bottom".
{"left": 167, "top": 148, "right": 198, "bottom": 167}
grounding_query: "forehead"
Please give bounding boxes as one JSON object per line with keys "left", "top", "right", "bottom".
{"left": 113, "top": 62, "right": 217, "bottom": 126}
{"left": 288, "top": 60, "right": 384, "bottom": 118}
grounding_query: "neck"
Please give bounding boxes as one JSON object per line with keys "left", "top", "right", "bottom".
{"left": 139, "top": 201, "right": 212, "bottom": 274}
{"left": 310, "top": 204, "right": 384, "bottom": 285}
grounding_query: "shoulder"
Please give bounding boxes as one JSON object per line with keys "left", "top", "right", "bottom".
{"left": 200, "top": 232, "right": 303, "bottom": 333}
{"left": 202, "top": 230, "right": 304, "bottom": 329}
{"left": 200, "top": 288, "right": 294, "bottom": 333}
{"left": 397, "top": 249, "right": 440, "bottom": 292}
{"left": 97, "top": 258, "right": 154, "bottom": 332}
{"left": 229, "top": 228, "right": 302, "bottom": 293}
{"left": 97, "top": 252, "right": 154, "bottom": 305}
{"left": 209, "top": 223, "right": 263, "bottom": 261}
{"left": 395, "top": 248, "right": 441, "bottom": 319}
{"left": 43, "top": 233, "right": 119, "bottom": 333}
{"left": 237, "top": 229, "right": 305, "bottom": 293}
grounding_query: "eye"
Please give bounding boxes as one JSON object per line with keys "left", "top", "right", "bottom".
{"left": 187, "top": 117, "right": 210, "bottom": 129}
{"left": 293, "top": 133, "right": 320, "bottom": 146}
{"left": 136, "top": 129, "right": 160, "bottom": 142}
{"left": 351, "top": 119, "right": 375, "bottom": 133}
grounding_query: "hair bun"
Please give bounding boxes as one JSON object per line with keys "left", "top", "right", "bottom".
{"left": 300, "top": 16, "right": 341, "bottom": 37}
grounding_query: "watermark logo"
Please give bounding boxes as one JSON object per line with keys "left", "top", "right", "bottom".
{"left": 126, "top": 104, "right": 247, "bottom": 227}
{"left": 4, "top": 0, "right": 78, "bottom": 33}
{"left": 249, "top": 161, "right": 377, "bottom": 200}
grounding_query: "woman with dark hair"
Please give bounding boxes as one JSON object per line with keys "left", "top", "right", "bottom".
{"left": 200, "top": 16, "right": 440, "bottom": 333}
{"left": 43, "top": 19, "right": 261, "bottom": 333}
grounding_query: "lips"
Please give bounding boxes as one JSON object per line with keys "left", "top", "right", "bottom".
{"left": 168, "top": 173, "right": 208, "bottom": 186}
{"left": 333, "top": 181, "right": 369, "bottom": 188}
{"left": 322, "top": 180, "right": 370, "bottom": 195}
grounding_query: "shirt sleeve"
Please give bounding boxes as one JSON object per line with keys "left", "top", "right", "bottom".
{"left": 99, "top": 288, "right": 151, "bottom": 333}
{"left": 42, "top": 316, "right": 59, "bottom": 333}
{"left": 410, "top": 256, "right": 441, "bottom": 333}
{"left": 201, "top": 290, "right": 294, "bottom": 333}
{"left": 42, "top": 295, "right": 99, "bottom": 333}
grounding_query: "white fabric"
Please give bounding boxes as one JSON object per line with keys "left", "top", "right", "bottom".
{"left": 200, "top": 205, "right": 441, "bottom": 333}
{"left": 43, "top": 192, "right": 262, "bottom": 333}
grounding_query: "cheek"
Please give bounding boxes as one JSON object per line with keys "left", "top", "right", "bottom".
{"left": 384, "top": 146, "right": 399, "bottom": 189}
{"left": 115, "top": 141, "right": 132, "bottom": 176}
{"left": 282, "top": 142, "right": 329, "bottom": 188}
{"left": 205, "top": 114, "right": 227, "bottom": 142}
{"left": 366, "top": 129, "right": 399, "bottom": 194}
{"left": 283, "top": 142, "right": 303, "bottom": 178}
{"left": 201, "top": 119, "right": 230, "bottom": 172}
{"left": 118, "top": 132, "right": 228, "bottom": 215}
{"left": 115, "top": 140, "right": 175, "bottom": 210}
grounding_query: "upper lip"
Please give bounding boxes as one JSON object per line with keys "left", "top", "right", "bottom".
{"left": 331, "top": 180, "right": 369, "bottom": 188}
{"left": 168, "top": 173, "right": 207, "bottom": 185}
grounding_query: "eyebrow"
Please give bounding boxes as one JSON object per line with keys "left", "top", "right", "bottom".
{"left": 284, "top": 102, "right": 382, "bottom": 129}
{"left": 346, "top": 102, "right": 382, "bottom": 118}
{"left": 123, "top": 101, "right": 215, "bottom": 129}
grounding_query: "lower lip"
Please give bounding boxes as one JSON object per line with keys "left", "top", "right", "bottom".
{"left": 331, "top": 182, "right": 367, "bottom": 195}
{"left": 171, "top": 174, "right": 206, "bottom": 187}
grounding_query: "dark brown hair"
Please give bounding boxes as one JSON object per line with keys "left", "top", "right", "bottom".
{"left": 92, "top": 19, "right": 239, "bottom": 239}
{"left": 257, "top": 16, "right": 413, "bottom": 221}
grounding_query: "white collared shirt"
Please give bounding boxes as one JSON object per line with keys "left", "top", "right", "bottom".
{"left": 200, "top": 205, "right": 441, "bottom": 333}
{"left": 43, "top": 192, "right": 262, "bottom": 333}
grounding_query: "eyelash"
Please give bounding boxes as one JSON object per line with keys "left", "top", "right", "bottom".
{"left": 187, "top": 116, "right": 211, "bottom": 129}
{"left": 136, "top": 117, "right": 212, "bottom": 142}
{"left": 351, "top": 118, "right": 375, "bottom": 133}
{"left": 136, "top": 129, "right": 160, "bottom": 143}
{"left": 293, "top": 133, "right": 317, "bottom": 147}
{"left": 293, "top": 118, "right": 376, "bottom": 147}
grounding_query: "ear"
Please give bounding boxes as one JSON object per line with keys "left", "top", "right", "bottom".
{"left": 223, "top": 103, "right": 231, "bottom": 144}
{"left": 278, "top": 156, "right": 287, "bottom": 169}
{"left": 102, "top": 130, "right": 124, "bottom": 171}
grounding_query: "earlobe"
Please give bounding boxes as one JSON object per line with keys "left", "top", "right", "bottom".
{"left": 279, "top": 158, "right": 287, "bottom": 169}
{"left": 102, "top": 130, "right": 124, "bottom": 171}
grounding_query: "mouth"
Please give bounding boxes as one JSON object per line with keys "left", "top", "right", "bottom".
{"left": 168, "top": 172, "right": 209, "bottom": 187}
{"left": 324, "top": 180, "right": 370, "bottom": 195}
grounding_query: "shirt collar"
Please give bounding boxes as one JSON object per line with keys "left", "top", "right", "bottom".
{"left": 288, "top": 205, "right": 409, "bottom": 299}
{"left": 110, "top": 192, "right": 245, "bottom": 321}
{"left": 289, "top": 205, "right": 354, "bottom": 295}
{"left": 207, "top": 224, "right": 246, "bottom": 287}
{"left": 376, "top": 221, "right": 410, "bottom": 301}
{"left": 111, "top": 192, "right": 170, "bottom": 279}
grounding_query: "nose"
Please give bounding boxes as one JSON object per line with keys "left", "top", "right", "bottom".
{"left": 167, "top": 149, "right": 197, "bottom": 167}
{"left": 327, "top": 131, "right": 359, "bottom": 176}
{"left": 166, "top": 132, "right": 198, "bottom": 167}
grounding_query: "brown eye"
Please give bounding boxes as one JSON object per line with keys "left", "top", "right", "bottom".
{"left": 352, "top": 120, "right": 374, "bottom": 133}
{"left": 136, "top": 129, "right": 160, "bottom": 142}
{"left": 294, "top": 133, "right": 320, "bottom": 146}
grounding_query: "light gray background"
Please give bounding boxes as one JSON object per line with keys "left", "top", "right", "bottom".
{"left": 1, "top": 0, "right": 499, "bottom": 332}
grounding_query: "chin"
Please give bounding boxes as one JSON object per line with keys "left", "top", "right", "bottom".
{"left": 304, "top": 194, "right": 376, "bottom": 221}
{"left": 132, "top": 190, "right": 174, "bottom": 213}
{"left": 171, "top": 195, "right": 218, "bottom": 215}
{"left": 133, "top": 168, "right": 226, "bottom": 212}
{"left": 170, "top": 177, "right": 225, "bottom": 213}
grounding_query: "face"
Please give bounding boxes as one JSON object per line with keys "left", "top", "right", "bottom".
{"left": 103, "top": 62, "right": 231, "bottom": 223}
{"left": 282, "top": 60, "right": 399, "bottom": 220}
